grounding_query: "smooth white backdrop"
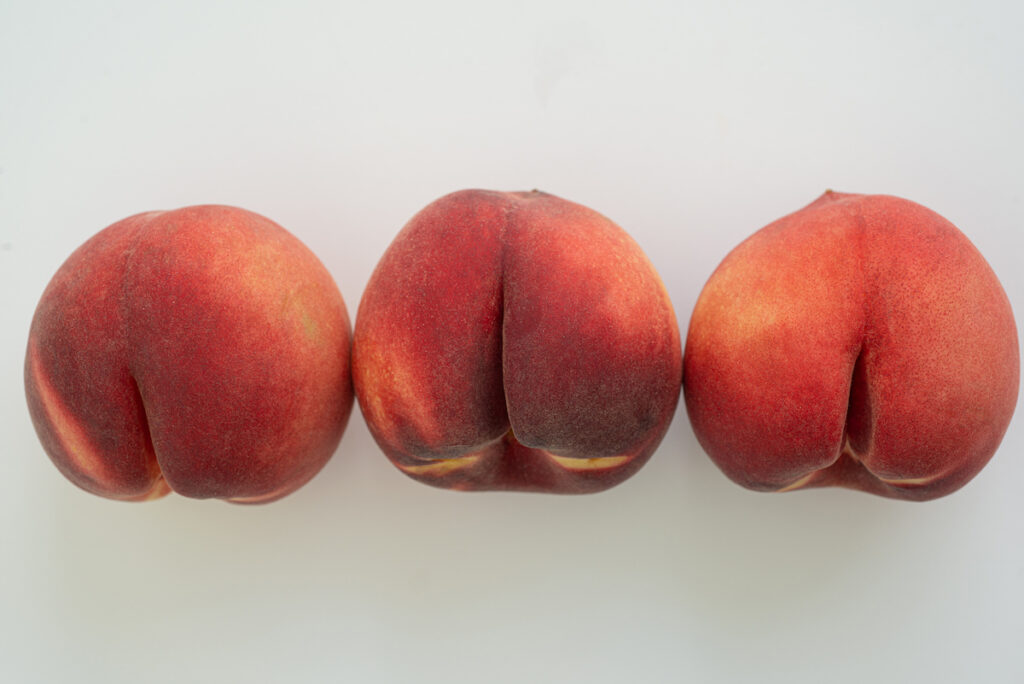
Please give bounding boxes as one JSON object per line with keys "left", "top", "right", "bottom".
{"left": 2, "top": 1, "right": 1022, "bottom": 682}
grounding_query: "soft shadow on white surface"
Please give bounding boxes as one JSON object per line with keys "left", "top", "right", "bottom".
{"left": 7, "top": 409, "right": 1015, "bottom": 683}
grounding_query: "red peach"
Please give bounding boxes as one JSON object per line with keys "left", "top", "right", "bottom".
{"left": 25, "top": 205, "right": 353, "bottom": 503}
{"left": 352, "top": 189, "right": 682, "bottom": 493}
{"left": 683, "top": 191, "right": 1019, "bottom": 501}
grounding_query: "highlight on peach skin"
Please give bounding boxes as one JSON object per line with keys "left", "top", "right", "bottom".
{"left": 25, "top": 205, "right": 354, "bottom": 503}
{"left": 683, "top": 191, "right": 1019, "bottom": 501}
{"left": 352, "top": 189, "right": 682, "bottom": 493}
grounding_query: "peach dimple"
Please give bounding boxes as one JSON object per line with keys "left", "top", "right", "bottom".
{"left": 27, "top": 340, "right": 155, "bottom": 499}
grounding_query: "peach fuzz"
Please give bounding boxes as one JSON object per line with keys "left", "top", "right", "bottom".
{"left": 352, "top": 189, "right": 682, "bottom": 493}
{"left": 25, "top": 205, "right": 353, "bottom": 503}
{"left": 683, "top": 191, "right": 1019, "bottom": 501}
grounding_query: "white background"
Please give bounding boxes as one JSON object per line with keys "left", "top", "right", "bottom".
{"left": 2, "top": 1, "right": 1023, "bottom": 682}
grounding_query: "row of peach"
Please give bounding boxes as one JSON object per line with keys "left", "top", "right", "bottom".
{"left": 25, "top": 189, "right": 1019, "bottom": 504}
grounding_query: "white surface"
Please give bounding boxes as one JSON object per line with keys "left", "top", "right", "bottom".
{"left": 2, "top": 1, "right": 1022, "bottom": 682}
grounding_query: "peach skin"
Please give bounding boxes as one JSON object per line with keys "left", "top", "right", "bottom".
{"left": 25, "top": 205, "right": 353, "bottom": 503}
{"left": 352, "top": 189, "right": 682, "bottom": 493}
{"left": 683, "top": 191, "right": 1019, "bottom": 501}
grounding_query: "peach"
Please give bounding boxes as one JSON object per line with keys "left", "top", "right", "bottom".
{"left": 352, "top": 189, "right": 681, "bottom": 493}
{"left": 683, "top": 191, "right": 1019, "bottom": 501}
{"left": 25, "top": 205, "right": 353, "bottom": 503}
